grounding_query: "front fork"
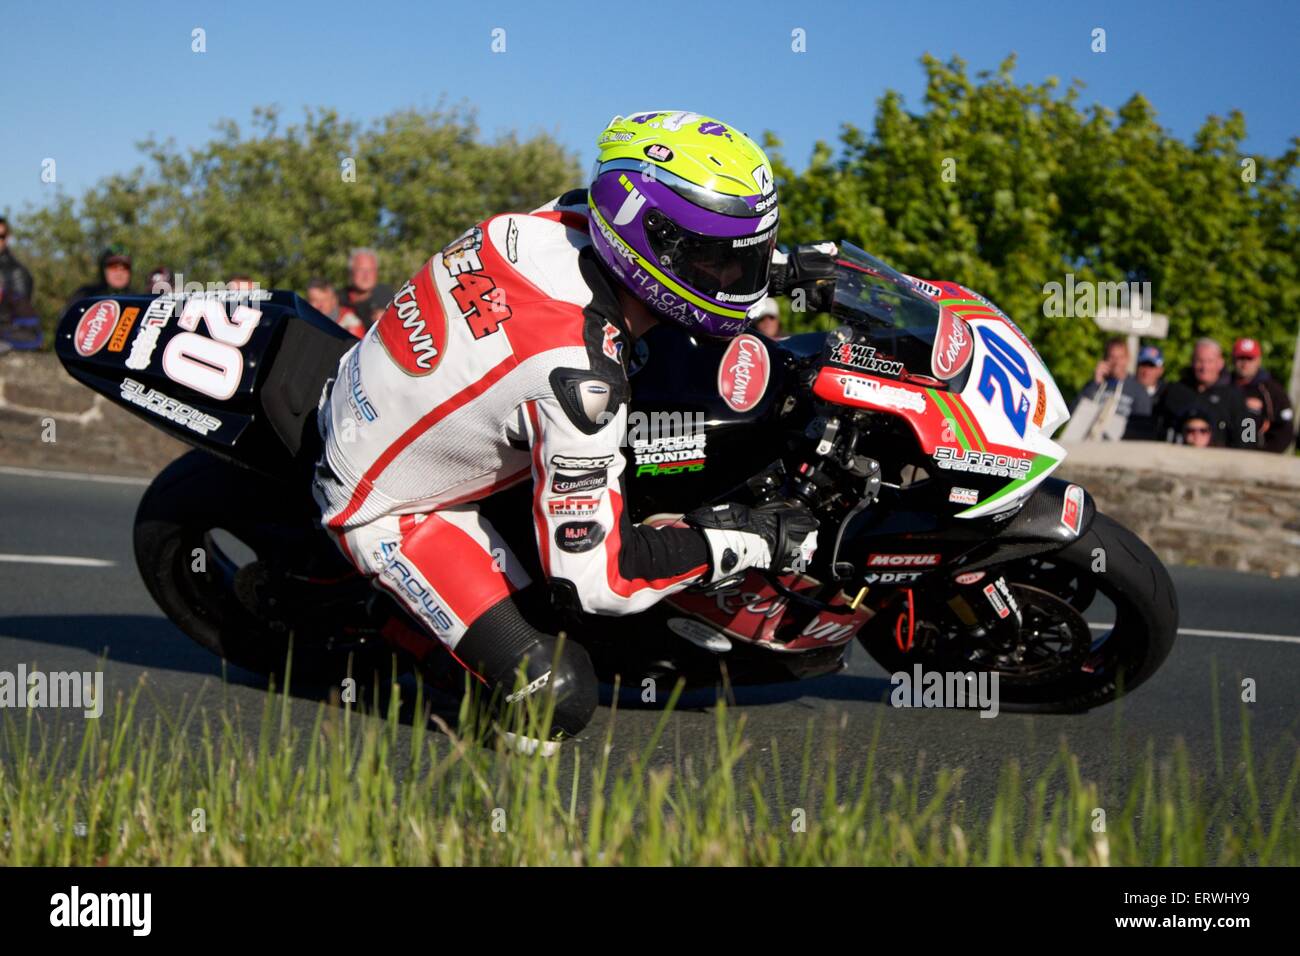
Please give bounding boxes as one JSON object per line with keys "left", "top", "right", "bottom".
{"left": 878, "top": 568, "right": 1024, "bottom": 655}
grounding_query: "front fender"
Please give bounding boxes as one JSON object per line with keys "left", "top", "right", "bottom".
{"left": 1002, "top": 477, "right": 1095, "bottom": 544}
{"left": 954, "top": 478, "right": 1096, "bottom": 573}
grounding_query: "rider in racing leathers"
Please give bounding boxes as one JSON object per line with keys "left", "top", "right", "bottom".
{"left": 312, "top": 110, "right": 818, "bottom": 748}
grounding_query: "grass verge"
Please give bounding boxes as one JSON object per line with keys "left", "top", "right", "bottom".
{"left": 1, "top": 673, "right": 1296, "bottom": 865}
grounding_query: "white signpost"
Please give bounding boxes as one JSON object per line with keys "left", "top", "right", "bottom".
{"left": 1093, "top": 308, "right": 1170, "bottom": 372}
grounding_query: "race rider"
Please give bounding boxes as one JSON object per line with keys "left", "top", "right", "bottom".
{"left": 312, "top": 111, "right": 818, "bottom": 747}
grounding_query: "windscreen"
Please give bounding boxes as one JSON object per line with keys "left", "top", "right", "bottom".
{"left": 828, "top": 243, "right": 944, "bottom": 379}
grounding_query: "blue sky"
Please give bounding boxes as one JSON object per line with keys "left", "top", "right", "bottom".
{"left": 3, "top": 0, "right": 1297, "bottom": 217}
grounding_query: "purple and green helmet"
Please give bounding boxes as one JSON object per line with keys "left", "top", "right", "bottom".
{"left": 587, "top": 110, "right": 779, "bottom": 337}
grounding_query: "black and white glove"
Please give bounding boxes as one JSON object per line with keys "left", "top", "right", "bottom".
{"left": 685, "top": 501, "right": 819, "bottom": 585}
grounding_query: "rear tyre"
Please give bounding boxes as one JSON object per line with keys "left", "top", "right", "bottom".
{"left": 133, "top": 450, "right": 396, "bottom": 684}
{"left": 860, "top": 512, "right": 1179, "bottom": 712}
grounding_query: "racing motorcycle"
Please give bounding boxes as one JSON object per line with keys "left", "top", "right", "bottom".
{"left": 55, "top": 242, "right": 1177, "bottom": 714}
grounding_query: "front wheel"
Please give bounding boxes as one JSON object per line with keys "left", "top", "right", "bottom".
{"left": 860, "top": 512, "right": 1179, "bottom": 712}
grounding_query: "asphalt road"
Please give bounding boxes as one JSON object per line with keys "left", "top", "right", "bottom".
{"left": 2, "top": 465, "right": 1298, "bottom": 818}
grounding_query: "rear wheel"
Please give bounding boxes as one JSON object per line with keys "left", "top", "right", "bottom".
{"left": 860, "top": 512, "right": 1179, "bottom": 712}
{"left": 133, "top": 451, "right": 399, "bottom": 684}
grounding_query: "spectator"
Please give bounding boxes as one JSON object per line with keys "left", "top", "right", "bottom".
{"left": 1067, "top": 337, "right": 1151, "bottom": 441}
{"left": 0, "top": 216, "right": 39, "bottom": 349}
{"left": 1159, "top": 338, "right": 1252, "bottom": 448}
{"left": 227, "top": 274, "right": 256, "bottom": 292}
{"left": 1230, "top": 337, "right": 1295, "bottom": 454}
{"left": 306, "top": 278, "right": 365, "bottom": 338}
{"left": 342, "top": 248, "right": 393, "bottom": 329}
{"left": 69, "top": 244, "right": 134, "bottom": 303}
{"left": 753, "top": 297, "right": 782, "bottom": 339}
{"left": 146, "top": 266, "right": 174, "bottom": 295}
{"left": 1125, "top": 344, "right": 1169, "bottom": 440}
{"left": 1179, "top": 411, "right": 1220, "bottom": 448}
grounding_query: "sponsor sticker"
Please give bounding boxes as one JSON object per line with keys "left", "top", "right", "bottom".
{"left": 839, "top": 375, "right": 927, "bottom": 414}
{"left": 551, "top": 469, "right": 607, "bottom": 495}
{"left": 948, "top": 486, "right": 979, "bottom": 506}
{"left": 931, "top": 307, "right": 974, "bottom": 380}
{"left": 441, "top": 226, "right": 483, "bottom": 273}
{"left": 73, "top": 299, "right": 120, "bottom": 357}
{"left": 601, "top": 320, "right": 623, "bottom": 361}
{"left": 904, "top": 274, "right": 942, "bottom": 299}
{"left": 867, "top": 553, "right": 941, "bottom": 568}
{"left": 119, "top": 377, "right": 222, "bottom": 436}
{"left": 983, "top": 582, "right": 1010, "bottom": 619}
{"left": 1032, "top": 379, "right": 1047, "bottom": 428}
{"left": 732, "top": 227, "right": 775, "bottom": 249}
{"left": 1061, "top": 484, "right": 1085, "bottom": 536}
{"left": 376, "top": 277, "right": 446, "bottom": 376}
{"left": 107, "top": 306, "right": 139, "bottom": 353}
{"left": 555, "top": 520, "right": 604, "bottom": 554}
{"left": 344, "top": 349, "right": 378, "bottom": 423}
{"left": 717, "top": 334, "right": 769, "bottom": 413}
{"left": 863, "top": 570, "right": 923, "bottom": 585}
{"left": 932, "top": 446, "right": 1033, "bottom": 479}
{"left": 954, "top": 570, "right": 986, "bottom": 586}
{"left": 633, "top": 431, "right": 707, "bottom": 477}
{"left": 551, "top": 453, "right": 615, "bottom": 470}
{"left": 995, "top": 577, "right": 1020, "bottom": 618}
{"left": 381, "top": 558, "right": 455, "bottom": 634}
{"left": 505, "top": 217, "right": 519, "bottom": 264}
{"left": 547, "top": 495, "right": 602, "bottom": 517}
{"left": 644, "top": 143, "right": 674, "bottom": 163}
{"left": 125, "top": 296, "right": 176, "bottom": 371}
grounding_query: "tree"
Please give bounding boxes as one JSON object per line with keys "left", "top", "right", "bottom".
{"left": 767, "top": 54, "right": 1300, "bottom": 394}
{"left": 15, "top": 105, "right": 582, "bottom": 336}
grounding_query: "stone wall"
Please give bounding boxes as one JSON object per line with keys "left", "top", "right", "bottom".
{"left": 4, "top": 352, "right": 1299, "bottom": 577}
{"left": 1056, "top": 440, "right": 1300, "bottom": 578}
{"left": 0, "top": 352, "right": 186, "bottom": 478}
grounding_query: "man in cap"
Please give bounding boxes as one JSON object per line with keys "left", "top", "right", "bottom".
{"left": 1125, "top": 344, "right": 1169, "bottom": 440}
{"left": 69, "top": 244, "right": 134, "bottom": 304}
{"left": 1230, "top": 337, "right": 1294, "bottom": 453}
{"left": 1160, "top": 338, "right": 1252, "bottom": 448}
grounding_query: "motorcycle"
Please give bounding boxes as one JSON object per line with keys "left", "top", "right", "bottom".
{"left": 54, "top": 242, "right": 1178, "bottom": 715}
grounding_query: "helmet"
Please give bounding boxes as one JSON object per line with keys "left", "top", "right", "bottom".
{"left": 587, "top": 110, "right": 779, "bottom": 337}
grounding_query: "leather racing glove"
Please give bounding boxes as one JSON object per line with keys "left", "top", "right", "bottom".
{"left": 685, "top": 501, "right": 819, "bottom": 585}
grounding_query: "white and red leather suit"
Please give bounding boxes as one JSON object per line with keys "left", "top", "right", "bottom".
{"left": 312, "top": 191, "right": 714, "bottom": 653}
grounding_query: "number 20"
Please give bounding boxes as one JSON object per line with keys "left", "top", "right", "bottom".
{"left": 162, "top": 299, "right": 261, "bottom": 400}
{"left": 975, "top": 326, "right": 1032, "bottom": 436}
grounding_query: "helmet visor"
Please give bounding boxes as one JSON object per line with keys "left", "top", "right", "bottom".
{"left": 645, "top": 216, "right": 777, "bottom": 306}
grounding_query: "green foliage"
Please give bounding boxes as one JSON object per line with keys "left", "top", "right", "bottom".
{"left": 13, "top": 105, "right": 581, "bottom": 335}
{"left": 2, "top": 674, "right": 1295, "bottom": 865}
{"left": 768, "top": 54, "right": 1300, "bottom": 393}
{"left": 12, "top": 63, "right": 1299, "bottom": 394}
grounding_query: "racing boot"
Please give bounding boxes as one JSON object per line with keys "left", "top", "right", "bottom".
{"left": 454, "top": 594, "right": 599, "bottom": 756}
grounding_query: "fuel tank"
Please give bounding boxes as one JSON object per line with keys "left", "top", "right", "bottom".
{"left": 622, "top": 323, "right": 822, "bottom": 520}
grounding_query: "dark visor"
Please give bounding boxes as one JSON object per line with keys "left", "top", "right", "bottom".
{"left": 645, "top": 216, "right": 777, "bottom": 304}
